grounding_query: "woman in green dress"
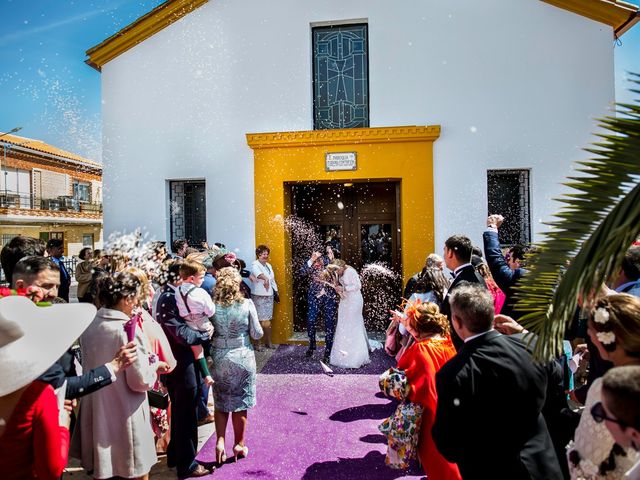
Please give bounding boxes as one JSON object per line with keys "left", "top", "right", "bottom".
{"left": 211, "top": 267, "right": 264, "bottom": 465}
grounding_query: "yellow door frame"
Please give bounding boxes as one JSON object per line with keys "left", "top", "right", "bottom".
{"left": 246, "top": 125, "right": 440, "bottom": 344}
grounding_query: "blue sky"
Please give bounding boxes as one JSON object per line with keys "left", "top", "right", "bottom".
{"left": 0, "top": 0, "right": 164, "bottom": 161}
{"left": 0, "top": 0, "right": 639, "bottom": 163}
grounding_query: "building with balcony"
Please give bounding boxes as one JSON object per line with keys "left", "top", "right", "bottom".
{"left": 0, "top": 133, "right": 103, "bottom": 257}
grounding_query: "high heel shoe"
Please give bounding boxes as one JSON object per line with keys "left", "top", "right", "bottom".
{"left": 216, "top": 439, "right": 227, "bottom": 464}
{"left": 233, "top": 443, "right": 249, "bottom": 462}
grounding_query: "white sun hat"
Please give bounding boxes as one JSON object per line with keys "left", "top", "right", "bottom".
{"left": 0, "top": 295, "right": 96, "bottom": 397}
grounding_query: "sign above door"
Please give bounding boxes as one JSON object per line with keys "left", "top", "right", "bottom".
{"left": 325, "top": 152, "right": 357, "bottom": 172}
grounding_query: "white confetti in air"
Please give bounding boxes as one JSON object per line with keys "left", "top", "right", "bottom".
{"left": 470, "top": 126, "right": 477, "bottom": 133}
{"left": 337, "top": 201, "right": 344, "bottom": 210}
{"left": 319, "top": 361, "right": 334, "bottom": 376}
{"left": 169, "top": 200, "right": 181, "bottom": 218}
{"left": 339, "top": 350, "right": 348, "bottom": 356}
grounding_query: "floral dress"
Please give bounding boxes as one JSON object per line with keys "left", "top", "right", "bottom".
{"left": 567, "top": 378, "right": 638, "bottom": 479}
{"left": 210, "top": 299, "right": 263, "bottom": 412}
{"left": 378, "top": 368, "right": 423, "bottom": 469}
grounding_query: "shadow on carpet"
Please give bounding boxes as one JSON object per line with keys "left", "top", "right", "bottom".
{"left": 302, "top": 451, "right": 425, "bottom": 480}
{"left": 260, "top": 344, "right": 395, "bottom": 375}
{"left": 195, "top": 374, "right": 424, "bottom": 479}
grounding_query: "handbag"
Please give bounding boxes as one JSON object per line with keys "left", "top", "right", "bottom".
{"left": 384, "top": 319, "right": 401, "bottom": 356}
{"left": 148, "top": 389, "right": 169, "bottom": 409}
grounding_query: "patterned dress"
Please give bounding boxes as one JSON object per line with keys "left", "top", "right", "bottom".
{"left": 378, "top": 368, "right": 424, "bottom": 469}
{"left": 567, "top": 378, "right": 638, "bottom": 479}
{"left": 210, "top": 299, "right": 264, "bottom": 412}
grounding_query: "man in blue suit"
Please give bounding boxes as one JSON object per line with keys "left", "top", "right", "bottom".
{"left": 46, "top": 238, "right": 71, "bottom": 302}
{"left": 300, "top": 249, "right": 338, "bottom": 363}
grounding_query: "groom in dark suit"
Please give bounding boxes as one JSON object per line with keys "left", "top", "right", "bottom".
{"left": 440, "top": 235, "right": 486, "bottom": 349}
{"left": 432, "top": 283, "right": 562, "bottom": 480}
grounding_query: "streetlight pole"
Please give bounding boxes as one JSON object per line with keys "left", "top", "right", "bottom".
{"left": 0, "top": 127, "right": 22, "bottom": 139}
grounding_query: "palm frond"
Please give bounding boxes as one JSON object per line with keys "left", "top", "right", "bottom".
{"left": 514, "top": 74, "right": 640, "bottom": 361}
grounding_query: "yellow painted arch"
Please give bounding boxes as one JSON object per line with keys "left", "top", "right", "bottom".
{"left": 246, "top": 125, "right": 440, "bottom": 344}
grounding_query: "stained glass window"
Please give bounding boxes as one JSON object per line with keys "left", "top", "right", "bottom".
{"left": 313, "top": 24, "right": 369, "bottom": 129}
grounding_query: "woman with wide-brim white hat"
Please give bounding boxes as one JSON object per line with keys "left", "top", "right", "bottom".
{"left": 0, "top": 295, "right": 96, "bottom": 479}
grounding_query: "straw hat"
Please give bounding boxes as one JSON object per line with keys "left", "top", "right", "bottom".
{"left": 0, "top": 296, "right": 96, "bottom": 396}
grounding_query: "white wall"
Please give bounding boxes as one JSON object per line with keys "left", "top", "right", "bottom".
{"left": 101, "top": 0, "right": 614, "bottom": 258}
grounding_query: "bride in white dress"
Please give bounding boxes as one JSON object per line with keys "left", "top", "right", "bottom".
{"left": 328, "top": 260, "right": 371, "bottom": 369}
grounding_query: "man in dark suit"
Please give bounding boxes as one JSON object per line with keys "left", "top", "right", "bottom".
{"left": 46, "top": 238, "right": 71, "bottom": 302}
{"left": 432, "top": 283, "right": 563, "bottom": 480}
{"left": 440, "top": 235, "right": 486, "bottom": 349}
{"left": 483, "top": 214, "right": 528, "bottom": 319}
{"left": 156, "top": 262, "right": 215, "bottom": 478}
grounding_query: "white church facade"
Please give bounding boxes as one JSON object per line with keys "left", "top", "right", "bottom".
{"left": 87, "top": 0, "right": 638, "bottom": 342}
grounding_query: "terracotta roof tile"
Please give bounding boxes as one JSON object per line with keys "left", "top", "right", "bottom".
{"left": 0, "top": 133, "right": 101, "bottom": 169}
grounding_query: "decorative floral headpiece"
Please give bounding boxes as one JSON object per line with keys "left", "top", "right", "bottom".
{"left": 593, "top": 307, "right": 610, "bottom": 325}
{"left": 402, "top": 298, "right": 424, "bottom": 326}
{"left": 593, "top": 306, "right": 616, "bottom": 345}
{"left": 596, "top": 331, "right": 616, "bottom": 345}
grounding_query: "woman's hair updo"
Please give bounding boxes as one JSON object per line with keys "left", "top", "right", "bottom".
{"left": 96, "top": 272, "right": 142, "bottom": 309}
{"left": 213, "top": 267, "right": 244, "bottom": 307}
{"left": 590, "top": 294, "right": 640, "bottom": 357}
{"left": 407, "top": 301, "right": 450, "bottom": 337}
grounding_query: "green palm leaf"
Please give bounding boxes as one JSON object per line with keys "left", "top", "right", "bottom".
{"left": 514, "top": 73, "right": 640, "bottom": 360}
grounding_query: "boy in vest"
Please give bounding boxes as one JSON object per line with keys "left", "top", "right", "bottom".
{"left": 176, "top": 259, "right": 215, "bottom": 385}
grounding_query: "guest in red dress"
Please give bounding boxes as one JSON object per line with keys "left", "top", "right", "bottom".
{"left": 396, "top": 300, "right": 462, "bottom": 480}
{"left": 0, "top": 295, "right": 95, "bottom": 479}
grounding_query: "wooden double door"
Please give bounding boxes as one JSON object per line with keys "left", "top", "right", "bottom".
{"left": 290, "top": 181, "right": 402, "bottom": 333}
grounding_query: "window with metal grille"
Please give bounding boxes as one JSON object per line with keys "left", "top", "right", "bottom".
{"left": 169, "top": 180, "right": 207, "bottom": 247}
{"left": 487, "top": 169, "right": 531, "bottom": 246}
{"left": 312, "top": 24, "right": 369, "bottom": 130}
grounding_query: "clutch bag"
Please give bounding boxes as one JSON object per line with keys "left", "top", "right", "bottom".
{"left": 148, "top": 389, "right": 169, "bottom": 409}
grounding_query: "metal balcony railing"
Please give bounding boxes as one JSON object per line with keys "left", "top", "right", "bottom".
{"left": 0, "top": 193, "right": 103, "bottom": 214}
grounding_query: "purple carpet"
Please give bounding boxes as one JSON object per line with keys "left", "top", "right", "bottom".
{"left": 260, "top": 344, "right": 395, "bottom": 375}
{"left": 195, "top": 371, "right": 425, "bottom": 479}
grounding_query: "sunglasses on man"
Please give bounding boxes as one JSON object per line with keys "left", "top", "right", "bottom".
{"left": 591, "top": 401, "right": 627, "bottom": 428}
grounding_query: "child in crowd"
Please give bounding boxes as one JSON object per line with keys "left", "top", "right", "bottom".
{"left": 175, "top": 260, "right": 215, "bottom": 385}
